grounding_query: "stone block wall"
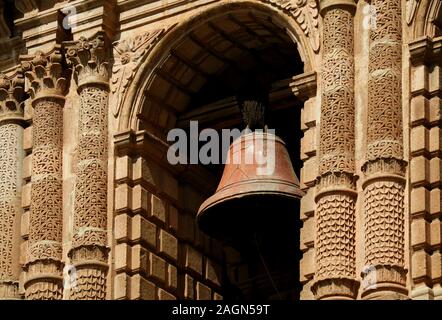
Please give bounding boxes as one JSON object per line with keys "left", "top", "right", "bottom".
{"left": 113, "top": 154, "right": 223, "bottom": 300}
{"left": 409, "top": 37, "right": 442, "bottom": 300}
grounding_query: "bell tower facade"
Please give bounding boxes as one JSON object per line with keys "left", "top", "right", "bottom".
{"left": 0, "top": 0, "right": 440, "bottom": 300}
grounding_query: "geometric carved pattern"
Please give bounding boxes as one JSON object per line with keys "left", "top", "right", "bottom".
{"left": 21, "top": 48, "right": 68, "bottom": 300}
{"left": 28, "top": 100, "right": 63, "bottom": 263}
{"left": 65, "top": 32, "right": 110, "bottom": 300}
{"left": 69, "top": 268, "right": 107, "bottom": 300}
{"left": 319, "top": 8, "right": 355, "bottom": 175}
{"left": 69, "top": 247, "right": 107, "bottom": 300}
{"left": 25, "top": 261, "right": 63, "bottom": 300}
{"left": 0, "top": 123, "right": 22, "bottom": 299}
{"left": 366, "top": 1, "right": 403, "bottom": 162}
{"left": 364, "top": 180, "right": 405, "bottom": 267}
{"left": 314, "top": 3, "right": 358, "bottom": 299}
{"left": 362, "top": 0, "right": 408, "bottom": 298}
{"left": 316, "top": 193, "right": 356, "bottom": 279}
{"left": 406, "top": 0, "right": 420, "bottom": 25}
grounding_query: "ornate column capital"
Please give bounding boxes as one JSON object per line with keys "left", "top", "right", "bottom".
{"left": 0, "top": 71, "right": 26, "bottom": 123}
{"left": 64, "top": 32, "right": 110, "bottom": 90}
{"left": 319, "top": 0, "right": 357, "bottom": 15}
{"left": 20, "top": 46, "right": 69, "bottom": 103}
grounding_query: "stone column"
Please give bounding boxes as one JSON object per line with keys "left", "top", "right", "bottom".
{"left": 65, "top": 32, "right": 110, "bottom": 300}
{"left": 361, "top": 0, "right": 408, "bottom": 299}
{"left": 312, "top": 0, "right": 359, "bottom": 300}
{"left": 0, "top": 71, "right": 26, "bottom": 299}
{"left": 21, "top": 47, "right": 68, "bottom": 299}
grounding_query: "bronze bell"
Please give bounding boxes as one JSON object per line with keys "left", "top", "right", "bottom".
{"left": 197, "top": 129, "right": 304, "bottom": 243}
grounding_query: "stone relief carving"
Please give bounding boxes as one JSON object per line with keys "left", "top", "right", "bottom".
{"left": 362, "top": 0, "right": 407, "bottom": 298}
{"left": 315, "top": 193, "right": 356, "bottom": 279}
{"left": 65, "top": 32, "right": 110, "bottom": 300}
{"left": 263, "top": 0, "right": 320, "bottom": 52}
{"left": 313, "top": 3, "right": 358, "bottom": 300}
{"left": 319, "top": 7, "right": 355, "bottom": 176}
{"left": 0, "top": 71, "right": 25, "bottom": 299}
{"left": 364, "top": 180, "right": 405, "bottom": 267}
{"left": 65, "top": 34, "right": 109, "bottom": 88}
{"left": 20, "top": 47, "right": 69, "bottom": 300}
{"left": 110, "top": 25, "right": 177, "bottom": 117}
{"left": 72, "top": 86, "right": 108, "bottom": 249}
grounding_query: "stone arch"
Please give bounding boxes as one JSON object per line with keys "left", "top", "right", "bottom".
{"left": 111, "top": 0, "right": 319, "bottom": 300}
{"left": 410, "top": 0, "right": 442, "bottom": 39}
{"left": 115, "top": 0, "right": 320, "bottom": 132}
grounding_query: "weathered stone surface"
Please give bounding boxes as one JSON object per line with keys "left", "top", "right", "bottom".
{"left": 0, "top": 0, "right": 439, "bottom": 301}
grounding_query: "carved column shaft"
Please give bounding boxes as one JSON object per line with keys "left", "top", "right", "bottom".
{"left": 312, "top": 0, "right": 359, "bottom": 300}
{"left": 0, "top": 72, "right": 26, "bottom": 299}
{"left": 362, "top": 0, "right": 408, "bottom": 299}
{"left": 65, "top": 33, "right": 110, "bottom": 300}
{"left": 21, "top": 48, "right": 68, "bottom": 299}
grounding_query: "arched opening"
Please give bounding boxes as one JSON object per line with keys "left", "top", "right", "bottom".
{"left": 118, "top": 4, "right": 310, "bottom": 301}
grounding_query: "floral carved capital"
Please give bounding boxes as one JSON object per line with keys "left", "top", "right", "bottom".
{"left": 0, "top": 70, "right": 26, "bottom": 121}
{"left": 110, "top": 24, "right": 177, "bottom": 117}
{"left": 65, "top": 32, "right": 110, "bottom": 89}
{"left": 263, "top": 0, "right": 320, "bottom": 52}
{"left": 20, "top": 46, "right": 69, "bottom": 100}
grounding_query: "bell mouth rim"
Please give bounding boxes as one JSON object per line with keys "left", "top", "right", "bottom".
{"left": 197, "top": 187, "right": 304, "bottom": 219}
{"left": 196, "top": 191, "right": 303, "bottom": 240}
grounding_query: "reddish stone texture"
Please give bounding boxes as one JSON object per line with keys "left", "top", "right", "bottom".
{"left": 0, "top": 0, "right": 440, "bottom": 301}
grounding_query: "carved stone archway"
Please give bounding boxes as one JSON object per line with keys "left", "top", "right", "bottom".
{"left": 113, "top": 0, "right": 320, "bottom": 133}
{"left": 112, "top": 0, "right": 320, "bottom": 300}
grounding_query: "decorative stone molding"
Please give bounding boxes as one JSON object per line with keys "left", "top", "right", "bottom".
{"left": 65, "top": 31, "right": 110, "bottom": 300}
{"left": 290, "top": 71, "right": 317, "bottom": 102}
{"left": 406, "top": 0, "right": 421, "bottom": 25}
{"left": 409, "top": 36, "right": 442, "bottom": 66}
{"left": 312, "top": 0, "right": 359, "bottom": 300}
{"left": 111, "top": 24, "right": 177, "bottom": 118}
{"left": 20, "top": 46, "right": 69, "bottom": 300}
{"left": 0, "top": 70, "right": 26, "bottom": 299}
{"left": 262, "top": 0, "right": 320, "bottom": 52}
{"left": 362, "top": 0, "right": 408, "bottom": 299}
